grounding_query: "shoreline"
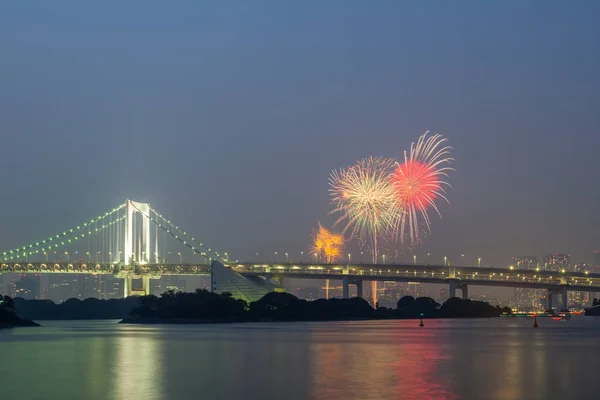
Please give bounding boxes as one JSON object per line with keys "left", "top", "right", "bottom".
{"left": 0, "top": 319, "right": 40, "bottom": 329}
{"left": 119, "top": 315, "right": 501, "bottom": 325}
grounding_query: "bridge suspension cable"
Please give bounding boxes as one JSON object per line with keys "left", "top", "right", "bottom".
{"left": 1, "top": 201, "right": 233, "bottom": 264}
{"left": 1, "top": 204, "right": 126, "bottom": 262}
{"left": 129, "top": 203, "right": 232, "bottom": 263}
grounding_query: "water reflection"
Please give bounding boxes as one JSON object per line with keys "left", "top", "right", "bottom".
{"left": 110, "top": 326, "right": 165, "bottom": 400}
{"left": 3, "top": 318, "right": 600, "bottom": 400}
{"left": 390, "top": 323, "right": 457, "bottom": 399}
{"left": 310, "top": 321, "right": 456, "bottom": 399}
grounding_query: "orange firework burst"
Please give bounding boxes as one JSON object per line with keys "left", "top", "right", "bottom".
{"left": 311, "top": 223, "right": 344, "bottom": 264}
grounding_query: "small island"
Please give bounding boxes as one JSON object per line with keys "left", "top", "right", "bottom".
{"left": 120, "top": 289, "right": 509, "bottom": 324}
{"left": 0, "top": 295, "right": 39, "bottom": 329}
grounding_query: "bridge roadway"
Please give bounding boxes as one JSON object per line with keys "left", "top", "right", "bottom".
{"left": 2, "top": 261, "right": 600, "bottom": 307}
{"left": 231, "top": 262, "right": 600, "bottom": 309}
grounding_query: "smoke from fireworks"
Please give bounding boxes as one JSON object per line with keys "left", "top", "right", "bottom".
{"left": 391, "top": 132, "right": 453, "bottom": 246}
{"left": 329, "top": 156, "right": 402, "bottom": 263}
{"left": 311, "top": 222, "right": 344, "bottom": 264}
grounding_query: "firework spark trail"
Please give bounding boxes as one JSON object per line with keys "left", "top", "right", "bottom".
{"left": 391, "top": 131, "right": 454, "bottom": 247}
{"left": 329, "top": 156, "right": 402, "bottom": 264}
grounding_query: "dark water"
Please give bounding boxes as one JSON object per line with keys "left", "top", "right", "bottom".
{"left": 1, "top": 318, "right": 599, "bottom": 400}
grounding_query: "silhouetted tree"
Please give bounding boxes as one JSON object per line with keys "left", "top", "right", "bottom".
{"left": 1, "top": 295, "right": 38, "bottom": 327}
{"left": 415, "top": 297, "right": 439, "bottom": 311}
{"left": 397, "top": 295, "right": 416, "bottom": 309}
{"left": 1, "top": 295, "right": 15, "bottom": 313}
{"left": 439, "top": 297, "right": 501, "bottom": 318}
{"left": 249, "top": 292, "right": 305, "bottom": 320}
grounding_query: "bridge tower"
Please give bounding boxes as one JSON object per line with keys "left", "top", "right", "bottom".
{"left": 122, "top": 200, "right": 157, "bottom": 298}
{"left": 124, "top": 200, "right": 152, "bottom": 264}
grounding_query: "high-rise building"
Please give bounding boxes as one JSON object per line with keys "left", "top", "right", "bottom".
{"left": 543, "top": 254, "right": 571, "bottom": 308}
{"left": 46, "top": 274, "right": 82, "bottom": 302}
{"left": 14, "top": 275, "right": 40, "bottom": 299}
{"left": 513, "top": 256, "right": 543, "bottom": 311}
{"left": 513, "top": 256, "right": 539, "bottom": 271}
{"left": 574, "top": 263, "right": 594, "bottom": 306}
{"left": 439, "top": 288, "right": 449, "bottom": 303}
{"left": 545, "top": 254, "right": 570, "bottom": 272}
{"left": 102, "top": 276, "right": 122, "bottom": 299}
{"left": 151, "top": 276, "right": 187, "bottom": 295}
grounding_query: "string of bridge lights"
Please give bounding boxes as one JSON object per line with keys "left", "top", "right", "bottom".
{"left": 1, "top": 214, "right": 127, "bottom": 262}
{"left": 0, "top": 204, "right": 125, "bottom": 259}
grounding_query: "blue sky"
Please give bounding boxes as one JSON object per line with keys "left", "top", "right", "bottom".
{"left": 1, "top": 1, "right": 599, "bottom": 267}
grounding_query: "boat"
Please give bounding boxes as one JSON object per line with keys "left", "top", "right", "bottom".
{"left": 557, "top": 309, "right": 571, "bottom": 320}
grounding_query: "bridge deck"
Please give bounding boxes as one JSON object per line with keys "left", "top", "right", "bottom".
{"left": 232, "top": 262, "right": 600, "bottom": 292}
{"left": 2, "top": 262, "right": 600, "bottom": 291}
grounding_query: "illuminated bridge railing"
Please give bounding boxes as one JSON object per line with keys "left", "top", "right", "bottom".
{"left": 231, "top": 263, "right": 600, "bottom": 290}
{"left": 0, "top": 263, "right": 211, "bottom": 276}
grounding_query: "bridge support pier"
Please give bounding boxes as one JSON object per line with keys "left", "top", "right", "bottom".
{"left": 546, "top": 287, "right": 568, "bottom": 310}
{"left": 355, "top": 280, "right": 363, "bottom": 299}
{"left": 561, "top": 286, "right": 568, "bottom": 310}
{"left": 142, "top": 276, "right": 150, "bottom": 296}
{"left": 342, "top": 275, "right": 349, "bottom": 299}
{"left": 460, "top": 284, "right": 468, "bottom": 300}
{"left": 448, "top": 279, "right": 457, "bottom": 299}
{"left": 124, "top": 275, "right": 132, "bottom": 298}
{"left": 122, "top": 274, "right": 153, "bottom": 297}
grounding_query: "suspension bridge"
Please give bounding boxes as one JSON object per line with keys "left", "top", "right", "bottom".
{"left": 2, "top": 200, "right": 600, "bottom": 307}
{"left": 0, "top": 200, "right": 235, "bottom": 297}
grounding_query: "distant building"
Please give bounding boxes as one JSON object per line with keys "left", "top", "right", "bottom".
{"left": 513, "top": 256, "right": 538, "bottom": 271}
{"left": 513, "top": 256, "right": 543, "bottom": 311}
{"left": 572, "top": 263, "right": 590, "bottom": 273}
{"left": 380, "top": 282, "right": 401, "bottom": 307}
{"left": 102, "top": 276, "right": 122, "bottom": 299}
{"left": 151, "top": 276, "right": 187, "bottom": 295}
{"left": 470, "top": 292, "right": 499, "bottom": 306}
{"left": 595, "top": 250, "right": 600, "bottom": 273}
{"left": 545, "top": 253, "right": 570, "bottom": 272}
{"left": 78, "top": 275, "right": 101, "bottom": 299}
{"left": 294, "top": 287, "right": 321, "bottom": 301}
{"left": 439, "top": 288, "right": 449, "bottom": 302}
{"left": 46, "top": 275, "right": 81, "bottom": 302}
{"left": 574, "top": 263, "right": 594, "bottom": 306}
{"left": 14, "top": 275, "right": 40, "bottom": 299}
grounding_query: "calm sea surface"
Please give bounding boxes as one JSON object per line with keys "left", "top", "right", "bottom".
{"left": 1, "top": 318, "right": 599, "bottom": 400}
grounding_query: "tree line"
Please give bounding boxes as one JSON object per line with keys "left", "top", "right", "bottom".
{"left": 125, "top": 290, "right": 509, "bottom": 322}
{"left": 4, "top": 290, "right": 510, "bottom": 324}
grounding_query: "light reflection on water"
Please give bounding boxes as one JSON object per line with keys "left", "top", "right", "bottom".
{"left": 1, "top": 318, "right": 600, "bottom": 400}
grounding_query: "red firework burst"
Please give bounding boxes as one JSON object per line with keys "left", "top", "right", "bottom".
{"left": 392, "top": 160, "right": 440, "bottom": 212}
{"left": 390, "top": 132, "right": 453, "bottom": 246}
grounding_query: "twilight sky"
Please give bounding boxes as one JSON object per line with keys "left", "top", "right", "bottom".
{"left": 1, "top": 1, "right": 600, "bottom": 268}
